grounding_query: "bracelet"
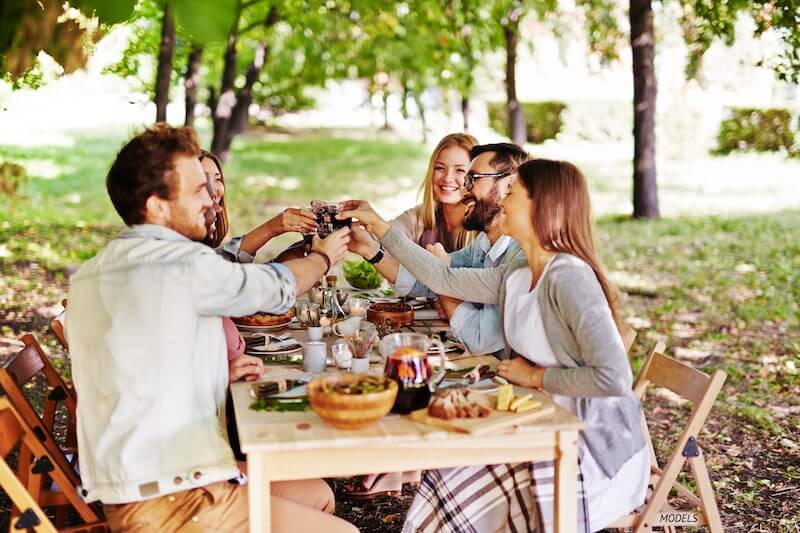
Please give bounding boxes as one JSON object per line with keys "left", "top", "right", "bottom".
{"left": 367, "top": 245, "right": 385, "bottom": 265}
{"left": 309, "top": 250, "right": 331, "bottom": 272}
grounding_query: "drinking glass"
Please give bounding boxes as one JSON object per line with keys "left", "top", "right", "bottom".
{"left": 344, "top": 321, "right": 378, "bottom": 362}
{"left": 347, "top": 297, "right": 369, "bottom": 318}
{"left": 331, "top": 340, "right": 352, "bottom": 370}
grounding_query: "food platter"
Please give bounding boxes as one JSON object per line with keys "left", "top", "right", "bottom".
{"left": 236, "top": 320, "right": 295, "bottom": 333}
{"left": 233, "top": 309, "right": 296, "bottom": 332}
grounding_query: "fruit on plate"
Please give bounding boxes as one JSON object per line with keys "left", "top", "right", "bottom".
{"left": 496, "top": 385, "right": 542, "bottom": 414}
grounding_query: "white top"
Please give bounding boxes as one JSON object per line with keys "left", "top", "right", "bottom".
{"left": 66, "top": 224, "right": 297, "bottom": 504}
{"left": 504, "top": 264, "right": 649, "bottom": 532}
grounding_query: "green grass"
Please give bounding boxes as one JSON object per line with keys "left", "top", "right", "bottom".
{"left": 1, "top": 128, "right": 799, "bottom": 529}
{"left": 0, "top": 127, "right": 430, "bottom": 236}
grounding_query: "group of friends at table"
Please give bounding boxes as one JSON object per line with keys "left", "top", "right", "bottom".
{"left": 64, "top": 124, "right": 649, "bottom": 532}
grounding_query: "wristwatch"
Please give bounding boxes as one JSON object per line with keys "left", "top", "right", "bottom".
{"left": 367, "top": 245, "right": 385, "bottom": 264}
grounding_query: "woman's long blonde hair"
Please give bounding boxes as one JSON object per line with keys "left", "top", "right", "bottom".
{"left": 419, "top": 133, "right": 479, "bottom": 250}
{"left": 517, "top": 159, "right": 623, "bottom": 335}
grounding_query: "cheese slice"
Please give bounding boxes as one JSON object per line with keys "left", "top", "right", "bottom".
{"left": 496, "top": 384, "right": 515, "bottom": 411}
{"left": 512, "top": 399, "right": 542, "bottom": 413}
{"left": 509, "top": 393, "right": 533, "bottom": 412}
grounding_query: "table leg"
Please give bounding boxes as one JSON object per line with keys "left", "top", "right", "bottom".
{"left": 248, "top": 452, "right": 270, "bottom": 533}
{"left": 554, "top": 430, "right": 579, "bottom": 533}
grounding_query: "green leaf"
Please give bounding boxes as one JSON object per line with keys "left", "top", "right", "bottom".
{"left": 343, "top": 259, "right": 384, "bottom": 290}
{"left": 74, "top": 0, "right": 136, "bottom": 24}
{"left": 173, "top": 0, "right": 238, "bottom": 44}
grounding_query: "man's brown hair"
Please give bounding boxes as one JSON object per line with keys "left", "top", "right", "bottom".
{"left": 106, "top": 123, "right": 200, "bottom": 226}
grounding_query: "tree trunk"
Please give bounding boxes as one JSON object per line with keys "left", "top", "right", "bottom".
{"left": 183, "top": 46, "right": 203, "bottom": 127}
{"left": 154, "top": 2, "right": 175, "bottom": 123}
{"left": 461, "top": 95, "right": 470, "bottom": 131}
{"left": 210, "top": 35, "right": 239, "bottom": 159}
{"left": 400, "top": 80, "right": 410, "bottom": 120}
{"left": 413, "top": 91, "right": 427, "bottom": 144}
{"left": 381, "top": 90, "right": 391, "bottom": 130}
{"left": 504, "top": 24, "right": 526, "bottom": 146}
{"left": 210, "top": 6, "right": 279, "bottom": 161}
{"left": 222, "top": 43, "right": 267, "bottom": 157}
{"left": 630, "top": 0, "right": 660, "bottom": 218}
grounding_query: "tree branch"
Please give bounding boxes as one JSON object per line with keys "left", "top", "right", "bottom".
{"left": 237, "top": 4, "right": 280, "bottom": 36}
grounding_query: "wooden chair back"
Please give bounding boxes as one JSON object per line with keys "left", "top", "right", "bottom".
{"left": 610, "top": 342, "right": 727, "bottom": 532}
{"left": 623, "top": 327, "right": 637, "bottom": 355}
{"left": 50, "top": 299, "right": 69, "bottom": 351}
{"left": 0, "top": 396, "right": 108, "bottom": 532}
{"left": 5, "top": 334, "right": 77, "bottom": 453}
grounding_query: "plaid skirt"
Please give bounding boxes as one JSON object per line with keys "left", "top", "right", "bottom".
{"left": 402, "top": 461, "right": 590, "bottom": 533}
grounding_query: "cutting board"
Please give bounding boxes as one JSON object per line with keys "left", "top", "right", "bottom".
{"left": 408, "top": 390, "right": 555, "bottom": 435}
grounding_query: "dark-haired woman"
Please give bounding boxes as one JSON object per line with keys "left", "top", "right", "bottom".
{"left": 199, "top": 150, "right": 318, "bottom": 257}
{"left": 340, "top": 159, "right": 649, "bottom": 532}
{"left": 199, "top": 150, "right": 357, "bottom": 533}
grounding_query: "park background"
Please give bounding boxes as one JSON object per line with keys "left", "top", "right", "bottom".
{"left": 0, "top": 1, "right": 798, "bottom": 531}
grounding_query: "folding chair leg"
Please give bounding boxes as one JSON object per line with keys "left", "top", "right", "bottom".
{"left": 55, "top": 504, "right": 70, "bottom": 528}
{"left": 0, "top": 458, "right": 58, "bottom": 533}
{"left": 689, "top": 454, "right": 724, "bottom": 533}
{"left": 634, "top": 452, "right": 688, "bottom": 533}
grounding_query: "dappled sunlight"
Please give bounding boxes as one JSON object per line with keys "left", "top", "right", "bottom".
{"left": 242, "top": 174, "right": 301, "bottom": 191}
{"left": 0, "top": 130, "right": 76, "bottom": 148}
{"left": 20, "top": 159, "right": 67, "bottom": 180}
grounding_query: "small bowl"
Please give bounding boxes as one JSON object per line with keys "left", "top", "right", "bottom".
{"left": 307, "top": 374, "right": 398, "bottom": 429}
{"left": 367, "top": 302, "right": 414, "bottom": 328}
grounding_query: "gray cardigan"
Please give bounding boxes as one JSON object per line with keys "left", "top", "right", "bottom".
{"left": 382, "top": 226, "right": 645, "bottom": 478}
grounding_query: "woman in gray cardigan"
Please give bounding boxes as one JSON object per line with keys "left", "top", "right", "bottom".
{"left": 339, "top": 159, "right": 649, "bottom": 532}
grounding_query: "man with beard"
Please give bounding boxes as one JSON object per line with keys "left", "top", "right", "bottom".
{"left": 66, "top": 125, "right": 357, "bottom": 532}
{"left": 348, "top": 143, "right": 528, "bottom": 357}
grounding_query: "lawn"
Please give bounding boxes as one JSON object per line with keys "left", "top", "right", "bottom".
{"left": 1, "top": 128, "right": 798, "bottom": 532}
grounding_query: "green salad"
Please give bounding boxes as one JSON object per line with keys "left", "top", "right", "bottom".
{"left": 343, "top": 259, "right": 384, "bottom": 289}
{"left": 250, "top": 397, "right": 311, "bottom": 412}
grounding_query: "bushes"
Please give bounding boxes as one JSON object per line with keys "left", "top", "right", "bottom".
{"left": 714, "top": 108, "right": 797, "bottom": 156}
{"left": 0, "top": 159, "right": 28, "bottom": 199}
{"left": 487, "top": 101, "right": 566, "bottom": 143}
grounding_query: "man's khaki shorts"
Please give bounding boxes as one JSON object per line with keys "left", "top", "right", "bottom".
{"left": 104, "top": 481, "right": 248, "bottom": 532}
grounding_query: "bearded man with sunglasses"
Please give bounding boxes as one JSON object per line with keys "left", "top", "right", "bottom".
{"left": 348, "top": 142, "right": 528, "bottom": 358}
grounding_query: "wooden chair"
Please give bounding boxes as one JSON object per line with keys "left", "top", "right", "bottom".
{"left": 0, "top": 396, "right": 108, "bottom": 532}
{"left": 623, "top": 327, "right": 637, "bottom": 354}
{"left": 50, "top": 299, "right": 69, "bottom": 351}
{"left": 610, "top": 342, "right": 727, "bottom": 532}
{"left": 0, "top": 337, "right": 100, "bottom": 530}
{"left": 6, "top": 334, "right": 78, "bottom": 456}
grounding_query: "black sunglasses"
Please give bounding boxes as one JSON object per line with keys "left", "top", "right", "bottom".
{"left": 463, "top": 170, "right": 511, "bottom": 191}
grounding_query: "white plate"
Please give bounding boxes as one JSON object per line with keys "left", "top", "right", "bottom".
{"left": 367, "top": 297, "right": 402, "bottom": 304}
{"left": 427, "top": 340, "right": 463, "bottom": 354}
{"left": 247, "top": 344, "right": 303, "bottom": 356}
{"left": 235, "top": 320, "right": 295, "bottom": 333}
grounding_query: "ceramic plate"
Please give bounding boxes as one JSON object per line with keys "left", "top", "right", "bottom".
{"left": 235, "top": 319, "right": 295, "bottom": 333}
{"left": 247, "top": 344, "right": 303, "bottom": 357}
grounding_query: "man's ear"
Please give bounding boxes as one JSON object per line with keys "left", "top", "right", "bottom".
{"left": 144, "top": 194, "right": 171, "bottom": 225}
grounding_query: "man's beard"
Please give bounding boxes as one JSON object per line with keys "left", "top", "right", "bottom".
{"left": 463, "top": 194, "right": 502, "bottom": 232}
{"left": 167, "top": 202, "right": 215, "bottom": 242}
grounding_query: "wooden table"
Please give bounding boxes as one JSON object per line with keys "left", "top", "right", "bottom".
{"left": 232, "top": 334, "right": 583, "bottom": 533}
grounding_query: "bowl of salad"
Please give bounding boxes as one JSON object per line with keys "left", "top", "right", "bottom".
{"left": 308, "top": 374, "right": 397, "bottom": 429}
{"left": 342, "top": 259, "right": 385, "bottom": 290}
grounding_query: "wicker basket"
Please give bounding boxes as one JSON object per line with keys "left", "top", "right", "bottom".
{"left": 308, "top": 374, "right": 398, "bottom": 429}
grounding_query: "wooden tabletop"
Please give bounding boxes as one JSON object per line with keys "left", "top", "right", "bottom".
{"left": 234, "top": 312, "right": 582, "bottom": 453}
{"left": 232, "top": 377, "right": 582, "bottom": 454}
